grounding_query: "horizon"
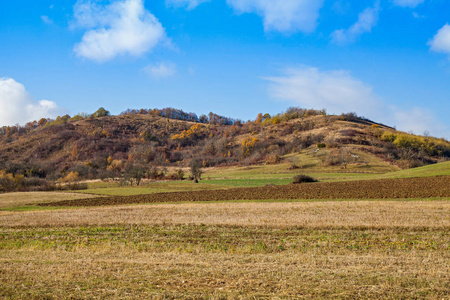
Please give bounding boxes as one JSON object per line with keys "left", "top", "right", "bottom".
{"left": 1, "top": 0, "right": 450, "bottom": 139}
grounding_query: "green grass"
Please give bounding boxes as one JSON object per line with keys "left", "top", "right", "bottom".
{"left": 1, "top": 205, "right": 79, "bottom": 212}
{"left": 202, "top": 149, "right": 400, "bottom": 180}
{"left": 379, "top": 161, "right": 450, "bottom": 179}
{"left": 78, "top": 181, "right": 229, "bottom": 196}
{"left": 199, "top": 178, "right": 292, "bottom": 187}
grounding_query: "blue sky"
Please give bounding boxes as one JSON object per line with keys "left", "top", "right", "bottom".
{"left": 0, "top": 0, "right": 449, "bottom": 138}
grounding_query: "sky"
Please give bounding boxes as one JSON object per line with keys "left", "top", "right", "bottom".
{"left": 0, "top": 0, "right": 449, "bottom": 139}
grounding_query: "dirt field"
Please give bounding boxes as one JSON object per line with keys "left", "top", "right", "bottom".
{"left": 40, "top": 176, "right": 450, "bottom": 207}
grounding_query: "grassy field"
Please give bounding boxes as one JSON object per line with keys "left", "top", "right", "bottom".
{"left": 78, "top": 181, "right": 230, "bottom": 196}
{"left": 0, "top": 161, "right": 448, "bottom": 298}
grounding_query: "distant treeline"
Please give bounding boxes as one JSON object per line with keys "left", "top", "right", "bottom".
{"left": 120, "top": 107, "right": 237, "bottom": 125}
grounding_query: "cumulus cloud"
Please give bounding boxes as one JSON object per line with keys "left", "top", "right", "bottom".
{"left": 166, "top": 0, "right": 210, "bottom": 10}
{"left": 265, "top": 66, "right": 449, "bottom": 138}
{"left": 265, "top": 67, "right": 382, "bottom": 118}
{"left": 72, "top": 0, "right": 167, "bottom": 62}
{"left": 331, "top": 1, "right": 380, "bottom": 44}
{"left": 392, "top": 0, "right": 424, "bottom": 8}
{"left": 428, "top": 24, "right": 450, "bottom": 57}
{"left": 0, "top": 78, "right": 65, "bottom": 126}
{"left": 226, "top": 0, "right": 324, "bottom": 33}
{"left": 143, "top": 62, "right": 177, "bottom": 79}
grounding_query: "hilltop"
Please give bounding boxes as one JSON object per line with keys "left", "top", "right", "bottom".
{"left": 0, "top": 107, "right": 449, "bottom": 191}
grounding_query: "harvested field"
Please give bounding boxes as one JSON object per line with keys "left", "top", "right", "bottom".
{"left": 41, "top": 176, "right": 450, "bottom": 207}
{"left": 1, "top": 201, "right": 449, "bottom": 228}
{"left": 1, "top": 225, "right": 449, "bottom": 299}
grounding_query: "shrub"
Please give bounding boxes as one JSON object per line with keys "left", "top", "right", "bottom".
{"left": 292, "top": 175, "right": 317, "bottom": 184}
{"left": 176, "top": 169, "right": 185, "bottom": 180}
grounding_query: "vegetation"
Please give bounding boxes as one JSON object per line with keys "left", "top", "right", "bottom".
{"left": 292, "top": 174, "right": 318, "bottom": 184}
{"left": 1, "top": 106, "right": 449, "bottom": 193}
{"left": 0, "top": 136, "right": 448, "bottom": 298}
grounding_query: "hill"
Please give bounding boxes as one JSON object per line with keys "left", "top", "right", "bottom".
{"left": 0, "top": 107, "right": 449, "bottom": 191}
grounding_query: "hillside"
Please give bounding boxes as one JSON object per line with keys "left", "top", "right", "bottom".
{"left": 0, "top": 107, "right": 449, "bottom": 190}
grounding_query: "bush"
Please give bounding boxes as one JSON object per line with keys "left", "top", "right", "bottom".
{"left": 292, "top": 175, "right": 317, "bottom": 184}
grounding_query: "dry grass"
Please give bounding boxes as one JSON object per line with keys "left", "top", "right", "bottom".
{"left": 1, "top": 199, "right": 449, "bottom": 298}
{"left": 1, "top": 225, "right": 449, "bottom": 299}
{"left": 0, "top": 191, "right": 97, "bottom": 209}
{"left": 1, "top": 200, "right": 449, "bottom": 228}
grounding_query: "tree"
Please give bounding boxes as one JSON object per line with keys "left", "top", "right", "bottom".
{"left": 125, "top": 164, "right": 146, "bottom": 186}
{"left": 92, "top": 107, "right": 110, "bottom": 118}
{"left": 56, "top": 171, "right": 80, "bottom": 184}
{"left": 190, "top": 159, "right": 202, "bottom": 183}
{"left": 255, "top": 113, "right": 263, "bottom": 124}
{"left": 38, "top": 118, "right": 48, "bottom": 127}
{"left": 0, "top": 170, "right": 24, "bottom": 192}
{"left": 199, "top": 114, "right": 208, "bottom": 123}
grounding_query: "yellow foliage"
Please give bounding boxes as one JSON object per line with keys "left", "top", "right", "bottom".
{"left": 57, "top": 171, "right": 80, "bottom": 184}
{"left": 272, "top": 116, "right": 281, "bottom": 124}
{"left": 171, "top": 124, "right": 205, "bottom": 141}
{"left": 381, "top": 131, "right": 397, "bottom": 143}
{"left": 0, "top": 170, "right": 24, "bottom": 192}
{"left": 380, "top": 130, "right": 450, "bottom": 156}
{"left": 241, "top": 137, "right": 259, "bottom": 156}
{"left": 107, "top": 160, "right": 123, "bottom": 172}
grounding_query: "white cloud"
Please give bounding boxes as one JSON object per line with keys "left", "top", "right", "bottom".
{"left": 412, "top": 12, "right": 425, "bottom": 19}
{"left": 331, "top": 1, "right": 380, "bottom": 44}
{"left": 143, "top": 62, "right": 177, "bottom": 79}
{"left": 265, "top": 67, "right": 382, "bottom": 118}
{"left": 0, "top": 78, "right": 65, "bottom": 126}
{"left": 265, "top": 66, "right": 449, "bottom": 138}
{"left": 394, "top": 107, "right": 448, "bottom": 138}
{"left": 73, "top": 0, "right": 167, "bottom": 62}
{"left": 166, "top": 0, "right": 210, "bottom": 10}
{"left": 41, "top": 15, "right": 53, "bottom": 25}
{"left": 428, "top": 24, "right": 450, "bottom": 57}
{"left": 226, "top": 0, "right": 324, "bottom": 33}
{"left": 392, "top": 0, "right": 424, "bottom": 8}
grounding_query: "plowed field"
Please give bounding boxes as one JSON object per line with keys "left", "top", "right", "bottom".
{"left": 38, "top": 176, "right": 450, "bottom": 207}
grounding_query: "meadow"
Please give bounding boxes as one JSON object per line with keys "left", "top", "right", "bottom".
{"left": 0, "top": 161, "right": 449, "bottom": 299}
